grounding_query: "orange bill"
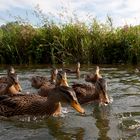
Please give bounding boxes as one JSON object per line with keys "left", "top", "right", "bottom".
{"left": 71, "top": 100, "right": 85, "bottom": 114}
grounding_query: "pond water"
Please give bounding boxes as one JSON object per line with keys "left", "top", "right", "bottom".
{"left": 0, "top": 64, "right": 140, "bottom": 140}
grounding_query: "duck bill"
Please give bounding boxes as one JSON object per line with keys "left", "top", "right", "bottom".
{"left": 71, "top": 100, "right": 85, "bottom": 114}
{"left": 100, "top": 93, "right": 110, "bottom": 105}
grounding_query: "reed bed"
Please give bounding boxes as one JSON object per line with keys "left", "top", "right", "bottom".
{"left": 0, "top": 8, "right": 140, "bottom": 65}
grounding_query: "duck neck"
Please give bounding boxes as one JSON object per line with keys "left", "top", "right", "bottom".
{"left": 50, "top": 74, "right": 56, "bottom": 84}
{"left": 44, "top": 96, "right": 62, "bottom": 116}
{"left": 94, "top": 88, "right": 100, "bottom": 100}
{"left": 76, "top": 68, "right": 80, "bottom": 79}
{"left": 7, "top": 85, "right": 19, "bottom": 95}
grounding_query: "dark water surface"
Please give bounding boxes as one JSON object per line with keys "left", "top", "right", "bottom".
{"left": 0, "top": 64, "right": 140, "bottom": 140}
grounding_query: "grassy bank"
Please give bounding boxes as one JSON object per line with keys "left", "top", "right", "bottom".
{"left": 0, "top": 14, "right": 140, "bottom": 65}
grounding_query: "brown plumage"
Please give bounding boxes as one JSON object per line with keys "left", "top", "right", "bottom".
{"left": 63, "top": 62, "right": 80, "bottom": 79}
{"left": 0, "top": 66, "right": 16, "bottom": 83}
{"left": 85, "top": 66, "right": 102, "bottom": 83}
{"left": 72, "top": 66, "right": 110, "bottom": 105}
{"left": 37, "top": 72, "right": 69, "bottom": 116}
{"left": 0, "top": 86, "right": 85, "bottom": 117}
{"left": 30, "top": 68, "right": 58, "bottom": 89}
{"left": 0, "top": 77, "right": 7, "bottom": 83}
{"left": 72, "top": 78, "right": 110, "bottom": 105}
{"left": 38, "top": 72, "right": 69, "bottom": 97}
{"left": 0, "top": 66, "right": 22, "bottom": 95}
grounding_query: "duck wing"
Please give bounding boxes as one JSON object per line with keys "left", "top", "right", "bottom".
{"left": 0, "top": 77, "right": 7, "bottom": 83}
{"left": 30, "top": 76, "right": 48, "bottom": 89}
{"left": 72, "top": 83, "right": 97, "bottom": 104}
{"left": 0, "top": 94, "right": 51, "bottom": 117}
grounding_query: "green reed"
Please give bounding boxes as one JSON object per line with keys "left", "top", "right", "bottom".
{"left": 0, "top": 8, "right": 140, "bottom": 65}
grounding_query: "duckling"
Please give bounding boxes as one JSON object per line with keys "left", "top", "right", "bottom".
{"left": 85, "top": 66, "right": 102, "bottom": 83}
{"left": 63, "top": 62, "right": 80, "bottom": 79}
{"left": 30, "top": 68, "right": 58, "bottom": 89}
{"left": 0, "top": 72, "right": 22, "bottom": 95}
{"left": 72, "top": 78, "right": 110, "bottom": 105}
{"left": 0, "top": 86, "right": 85, "bottom": 117}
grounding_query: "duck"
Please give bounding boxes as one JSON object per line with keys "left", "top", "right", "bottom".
{"left": 72, "top": 78, "right": 110, "bottom": 105}
{"left": 0, "top": 66, "right": 22, "bottom": 95}
{"left": 37, "top": 72, "right": 69, "bottom": 116}
{"left": 38, "top": 72, "right": 69, "bottom": 97}
{"left": 85, "top": 66, "right": 102, "bottom": 83}
{"left": 0, "top": 86, "right": 85, "bottom": 117}
{"left": 30, "top": 68, "right": 58, "bottom": 89}
{"left": 62, "top": 62, "right": 80, "bottom": 79}
{"left": 40, "top": 68, "right": 110, "bottom": 106}
{"left": 72, "top": 66, "right": 110, "bottom": 105}
{"left": 0, "top": 66, "right": 16, "bottom": 83}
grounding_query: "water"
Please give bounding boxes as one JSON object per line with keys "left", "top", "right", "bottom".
{"left": 0, "top": 64, "right": 140, "bottom": 140}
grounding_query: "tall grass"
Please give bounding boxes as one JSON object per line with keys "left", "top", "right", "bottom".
{"left": 0, "top": 8, "right": 140, "bottom": 65}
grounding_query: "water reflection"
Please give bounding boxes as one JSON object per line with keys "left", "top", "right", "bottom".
{"left": 47, "top": 118, "right": 85, "bottom": 140}
{"left": 0, "top": 116, "right": 85, "bottom": 140}
{"left": 0, "top": 65, "right": 140, "bottom": 140}
{"left": 92, "top": 105, "right": 111, "bottom": 140}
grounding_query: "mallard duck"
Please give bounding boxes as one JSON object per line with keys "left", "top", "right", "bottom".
{"left": 63, "top": 62, "right": 80, "bottom": 79}
{"left": 0, "top": 86, "right": 85, "bottom": 117}
{"left": 30, "top": 68, "right": 58, "bottom": 89}
{"left": 38, "top": 72, "right": 69, "bottom": 97}
{"left": 72, "top": 78, "right": 110, "bottom": 105}
{"left": 37, "top": 72, "right": 69, "bottom": 116}
{"left": 72, "top": 66, "right": 110, "bottom": 105}
{"left": 0, "top": 66, "right": 22, "bottom": 95}
{"left": 0, "top": 73, "right": 22, "bottom": 95}
{"left": 0, "top": 66, "right": 16, "bottom": 83}
{"left": 40, "top": 69, "right": 109, "bottom": 105}
{"left": 85, "top": 66, "right": 102, "bottom": 83}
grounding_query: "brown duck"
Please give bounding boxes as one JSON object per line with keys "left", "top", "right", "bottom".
{"left": 62, "top": 62, "right": 80, "bottom": 79}
{"left": 0, "top": 66, "right": 16, "bottom": 83}
{"left": 30, "top": 68, "right": 58, "bottom": 89}
{"left": 85, "top": 66, "right": 102, "bottom": 83}
{"left": 0, "top": 66, "right": 22, "bottom": 95}
{"left": 38, "top": 72, "right": 69, "bottom": 97}
{"left": 0, "top": 86, "right": 85, "bottom": 117}
{"left": 72, "top": 66, "right": 110, "bottom": 105}
{"left": 37, "top": 72, "right": 70, "bottom": 116}
{"left": 72, "top": 78, "right": 110, "bottom": 105}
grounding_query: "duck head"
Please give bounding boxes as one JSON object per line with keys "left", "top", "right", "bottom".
{"left": 56, "top": 86, "right": 85, "bottom": 114}
{"left": 85, "top": 66, "right": 102, "bottom": 83}
{"left": 50, "top": 68, "right": 58, "bottom": 83}
{"left": 7, "top": 73, "right": 22, "bottom": 94}
{"left": 95, "top": 78, "right": 110, "bottom": 105}
{"left": 56, "top": 72, "right": 69, "bottom": 87}
{"left": 7, "top": 66, "right": 15, "bottom": 76}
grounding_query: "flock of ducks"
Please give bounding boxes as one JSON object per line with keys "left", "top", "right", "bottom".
{"left": 0, "top": 63, "right": 110, "bottom": 118}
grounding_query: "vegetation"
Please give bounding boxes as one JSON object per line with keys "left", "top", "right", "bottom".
{"left": 0, "top": 9, "right": 140, "bottom": 65}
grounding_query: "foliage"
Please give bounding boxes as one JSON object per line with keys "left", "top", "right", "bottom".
{"left": 1, "top": 10, "right": 140, "bottom": 65}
